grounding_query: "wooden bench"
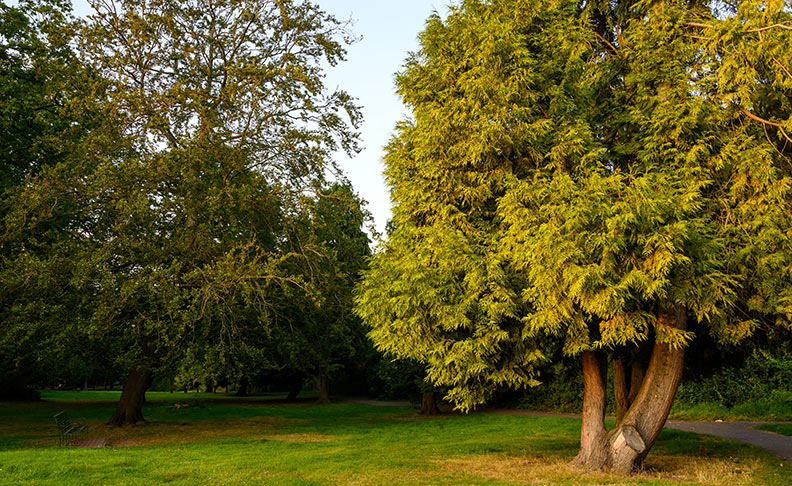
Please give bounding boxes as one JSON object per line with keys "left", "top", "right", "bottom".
{"left": 53, "top": 411, "right": 87, "bottom": 446}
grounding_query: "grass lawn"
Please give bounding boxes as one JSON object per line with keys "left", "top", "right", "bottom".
{"left": 754, "top": 424, "right": 792, "bottom": 436}
{"left": 669, "top": 391, "right": 792, "bottom": 422}
{"left": 0, "top": 391, "right": 789, "bottom": 485}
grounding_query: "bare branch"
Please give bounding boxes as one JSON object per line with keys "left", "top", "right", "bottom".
{"left": 747, "top": 23, "right": 792, "bottom": 33}
{"left": 737, "top": 105, "right": 792, "bottom": 145}
{"left": 593, "top": 32, "right": 622, "bottom": 58}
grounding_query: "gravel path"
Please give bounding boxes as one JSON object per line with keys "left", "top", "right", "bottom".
{"left": 347, "top": 400, "right": 792, "bottom": 463}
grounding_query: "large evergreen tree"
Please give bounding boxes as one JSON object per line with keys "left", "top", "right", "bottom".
{"left": 356, "top": 0, "right": 792, "bottom": 473}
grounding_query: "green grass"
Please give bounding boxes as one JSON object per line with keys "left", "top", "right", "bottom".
{"left": 670, "top": 391, "right": 792, "bottom": 422}
{"left": 0, "top": 391, "right": 789, "bottom": 485}
{"left": 754, "top": 424, "right": 792, "bottom": 436}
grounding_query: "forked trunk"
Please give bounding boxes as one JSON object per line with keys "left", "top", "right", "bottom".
{"left": 420, "top": 391, "right": 441, "bottom": 415}
{"left": 573, "top": 309, "right": 686, "bottom": 474}
{"left": 317, "top": 374, "right": 330, "bottom": 403}
{"left": 109, "top": 360, "right": 151, "bottom": 426}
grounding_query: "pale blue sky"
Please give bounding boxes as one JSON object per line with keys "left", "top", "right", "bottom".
{"left": 63, "top": 0, "right": 449, "bottom": 236}
{"left": 320, "top": 1, "right": 446, "bottom": 237}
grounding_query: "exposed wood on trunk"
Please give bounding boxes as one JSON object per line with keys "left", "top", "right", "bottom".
{"left": 109, "top": 360, "right": 151, "bottom": 426}
{"left": 574, "top": 309, "right": 687, "bottom": 474}
{"left": 615, "top": 308, "right": 686, "bottom": 472}
{"left": 420, "top": 391, "right": 441, "bottom": 415}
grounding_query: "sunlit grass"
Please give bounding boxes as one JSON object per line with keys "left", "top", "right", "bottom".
{"left": 0, "top": 391, "right": 789, "bottom": 485}
{"left": 670, "top": 393, "right": 792, "bottom": 422}
{"left": 754, "top": 424, "right": 792, "bottom": 436}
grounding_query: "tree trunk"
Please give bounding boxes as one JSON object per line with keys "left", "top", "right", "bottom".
{"left": 109, "top": 360, "right": 151, "bottom": 426}
{"left": 317, "top": 374, "right": 330, "bottom": 403}
{"left": 572, "top": 351, "right": 609, "bottom": 468}
{"left": 236, "top": 375, "right": 249, "bottom": 397}
{"left": 286, "top": 378, "right": 302, "bottom": 401}
{"left": 420, "top": 391, "right": 441, "bottom": 415}
{"left": 628, "top": 359, "right": 645, "bottom": 405}
{"left": 612, "top": 358, "right": 629, "bottom": 422}
{"left": 572, "top": 308, "right": 686, "bottom": 474}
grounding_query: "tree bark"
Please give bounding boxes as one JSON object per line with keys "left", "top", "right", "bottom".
{"left": 317, "top": 374, "right": 330, "bottom": 403}
{"left": 628, "top": 360, "right": 645, "bottom": 405}
{"left": 612, "top": 358, "right": 629, "bottom": 422}
{"left": 572, "top": 308, "right": 687, "bottom": 474}
{"left": 420, "top": 391, "right": 441, "bottom": 415}
{"left": 572, "top": 351, "right": 609, "bottom": 468}
{"left": 109, "top": 360, "right": 151, "bottom": 426}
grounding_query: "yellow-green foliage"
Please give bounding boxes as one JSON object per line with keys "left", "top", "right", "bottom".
{"left": 356, "top": 0, "right": 792, "bottom": 411}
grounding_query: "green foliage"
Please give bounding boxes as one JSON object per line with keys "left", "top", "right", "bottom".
{"left": 676, "top": 350, "right": 792, "bottom": 409}
{"left": 356, "top": 0, "right": 792, "bottom": 412}
{"left": 0, "top": 0, "right": 99, "bottom": 400}
{"left": 1, "top": 0, "right": 366, "bottom": 404}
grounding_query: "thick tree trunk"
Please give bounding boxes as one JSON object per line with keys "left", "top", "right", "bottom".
{"left": 573, "top": 309, "right": 687, "bottom": 474}
{"left": 109, "top": 361, "right": 151, "bottom": 426}
{"left": 420, "top": 391, "right": 441, "bottom": 415}
{"left": 317, "top": 374, "right": 330, "bottom": 403}
{"left": 572, "top": 351, "right": 609, "bottom": 468}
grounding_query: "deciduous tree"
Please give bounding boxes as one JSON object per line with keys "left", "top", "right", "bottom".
{"left": 5, "top": 0, "right": 361, "bottom": 424}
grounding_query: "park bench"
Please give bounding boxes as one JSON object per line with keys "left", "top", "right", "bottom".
{"left": 53, "top": 411, "right": 87, "bottom": 446}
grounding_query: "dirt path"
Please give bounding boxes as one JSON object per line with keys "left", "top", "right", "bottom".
{"left": 346, "top": 400, "right": 792, "bottom": 463}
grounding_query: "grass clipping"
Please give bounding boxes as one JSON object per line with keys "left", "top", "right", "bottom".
{"left": 437, "top": 453, "right": 759, "bottom": 485}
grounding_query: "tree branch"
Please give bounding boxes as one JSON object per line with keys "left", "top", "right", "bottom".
{"left": 737, "top": 105, "right": 792, "bottom": 145}
{"left": 593, "top": 32, "right": 622, "bottom": 58}
{"left": 747, "top": 23, "right": 792, "bottom": 33}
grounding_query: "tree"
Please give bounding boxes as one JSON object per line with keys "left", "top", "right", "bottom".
{"left": 356, "top": 0, "right": 792, "bottom": 474}
{"left": 5, "top": 0, "right": 360, "bottom": 424}
{"left": 0, "top": 0, "right": 99, "bottom": 400}
{"left": 267, "top": 182, "right": 371, "bottom": 403}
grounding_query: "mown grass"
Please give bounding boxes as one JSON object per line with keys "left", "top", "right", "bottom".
{"left": 754, "top": 424, "right": 792, "bottom": 436}
{"left": 0, "top": 391, "right": 789, "bottom": 485}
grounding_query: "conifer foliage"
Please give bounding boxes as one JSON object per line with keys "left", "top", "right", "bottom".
{"left": 356, "top": 0, "right": 792, "bottom": 473}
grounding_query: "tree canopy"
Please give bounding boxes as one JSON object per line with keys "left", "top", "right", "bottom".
{"left": 1, "top": 0, "right": 366, "bottom": 422}
{"left": 356, "top": 0, "right": 792, "bottom": 473}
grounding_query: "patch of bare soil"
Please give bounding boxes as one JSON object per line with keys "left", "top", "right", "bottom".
{"left": 88, "top": 416, "right": 303, "bottom": 447}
